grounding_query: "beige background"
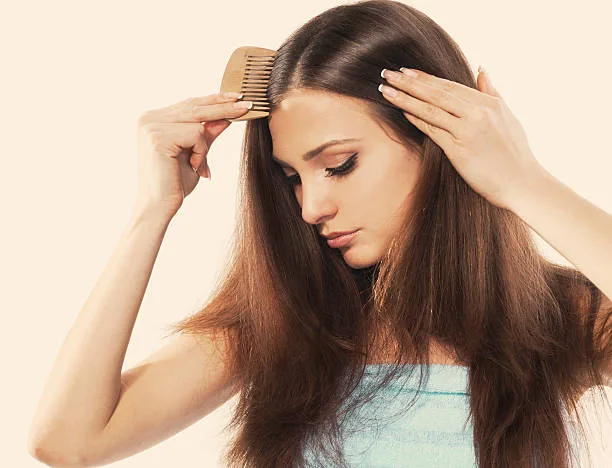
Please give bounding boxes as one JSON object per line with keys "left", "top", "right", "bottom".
{"left": 2, "top": 0, "right": 610, "bottom": 466}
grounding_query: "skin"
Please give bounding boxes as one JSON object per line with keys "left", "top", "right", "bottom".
{"left": 268, "top": 88, "right": 422, "bottom": 269}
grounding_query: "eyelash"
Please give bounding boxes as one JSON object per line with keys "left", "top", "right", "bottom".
{"left": 286, "top": 153, "right": 359, "bottom": 186}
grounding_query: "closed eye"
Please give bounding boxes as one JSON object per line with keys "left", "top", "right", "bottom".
{"left": 286, "top": 153, "right": 359, "bottom": 186}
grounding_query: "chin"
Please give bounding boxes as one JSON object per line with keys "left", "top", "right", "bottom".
{"left": 341, "top": 249, "right": 381, "bottom": 270}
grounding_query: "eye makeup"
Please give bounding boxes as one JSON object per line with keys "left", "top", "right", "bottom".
{"left": 286, "top": 153, "right": 359, "bottom": 186}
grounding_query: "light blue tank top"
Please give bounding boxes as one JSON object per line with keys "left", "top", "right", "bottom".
{"left": 303, "top": 363, "right": 475, "bottom": 467}
{"left": 303, "top": 363, "right": 583, "bottom": 467}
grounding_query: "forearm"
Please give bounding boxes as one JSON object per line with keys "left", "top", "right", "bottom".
{"left": 28, "top": 207, "right": 173, "bottom": 455}
{"left": 508, "top": 165, "right": 612, "bottom": 301}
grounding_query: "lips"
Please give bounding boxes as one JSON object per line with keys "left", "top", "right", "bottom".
{"left": 326, "top": 230, "right": 358, "bottom": 248}
{"left": 322, "top": 230, "right": 357, "bottom": 240}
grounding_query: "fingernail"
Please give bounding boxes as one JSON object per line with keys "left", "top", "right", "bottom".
{"left": 378, "top": 84, "right": 397, "bottom": 96}
{"left": 222, "top": 91, "right": 243, "bottom": 99}
{"left": 233, "top": 101, "right": 253, "bottom": 109}
{"left": 399, "top": 67, "right": 417, "bottom": 77}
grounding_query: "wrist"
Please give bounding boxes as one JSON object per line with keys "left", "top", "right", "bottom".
{"left": 129, "top": 201, "right": 177, "bottom": 227}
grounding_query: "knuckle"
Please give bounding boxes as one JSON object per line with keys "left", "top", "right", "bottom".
{"left": 450, "top": 134, "right": 462, "bottom": 148}
{"left": 395, "top": 74, "right": 408, "bottom": 86}
{"left": 470, "top": 108, "right": 487, "bottom": 122}
{"left": 440, "top": 82, "right": 454, "bottom": 94}
{"left": 196, "top": 122, "right": 207, "bottom": 137}
{"left": 139, "top": 123, "right": 164, "bottom": 147}
{"left": 430, "top": 88, "right": 444, "bottom": 102}
{"left": 140, "top": 121, "right": 157, "bottom": 134}
{"left": 424, "top": 102, "right": 436, "bottom": 115}
{"left": 137, "top": 112, "right": 152, "bottom": 126}
{"left": 188, "top": 102, "right": 201, "bottom": 118}
{"left": 137, "top": 122, "right": 152, "bottom": 136}
{"left": 437, "top": 89, "right": 451, "bottom": 106}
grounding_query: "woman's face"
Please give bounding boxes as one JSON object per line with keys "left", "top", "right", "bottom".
{"left": 268, "top": 89, "right": 422, "bottom": 269}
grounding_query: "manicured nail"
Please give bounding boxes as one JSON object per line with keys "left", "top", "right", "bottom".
{"left": 233, "top": 101, "right": 253, "bottom": 109}
{"left": 378, "top": 84, "right": 397, "bottom": 96}
{"left": 222, "top": 91, "right": 243, "bottom": 99}
{"left": 399, "top": 67, "right": 417, "bottom": 77}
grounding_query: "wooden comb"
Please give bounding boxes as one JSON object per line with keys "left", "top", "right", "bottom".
{"left": 220, "top": 46, "right": 277, "bottom": 122}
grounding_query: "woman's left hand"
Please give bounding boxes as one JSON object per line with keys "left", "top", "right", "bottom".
{"left": 379, "top": 66, "right": 546, "bottom": 210}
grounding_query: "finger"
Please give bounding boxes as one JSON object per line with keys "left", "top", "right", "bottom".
{"left": 402, "top": 111, "right": 455, "bottom": 158}
{"left": 478, "top": 66, "right": 501, "bottom": 98}
{"left": 184, "top": 127, "right": 209, "bottom": 175}
{"left": 193, "top": 159, "right": 210, "bottom": 179}
{"left": 158, "top": 119, "right": 229, "bottom": 178}
{"left": 383, "top": 68, "right": 493, "bottom": 114}
{"left": 177, "top": 91, "right": 244, "bottom": 108}
{"left": 194, "top": 120, "right": 232, "bottom": 177}
{"left": 142, "top": 92, "right": 248, "bottom": 124}
{"left": 203, "top": 119, "right": 231, "bottom": 143}
{"left": 380, "top": 84, "right": 461, "bottom": 139}
{"left": 382, "top": 69, "right": 468, "bottom": 118}
{"left": 179, "top": 99, "right": 252, "bottom": 124}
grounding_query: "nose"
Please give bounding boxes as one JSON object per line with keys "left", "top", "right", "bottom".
{"left": 296, "top": 182, "right": 337, "bottom": 226}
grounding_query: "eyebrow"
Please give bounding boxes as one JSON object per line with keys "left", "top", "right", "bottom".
{"left": 271, "top": 138, "right": 361, "bottom": 168}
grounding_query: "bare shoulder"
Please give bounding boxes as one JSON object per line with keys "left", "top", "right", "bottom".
{"left": 83, "top": 330, "right": 238, "bottom": 465}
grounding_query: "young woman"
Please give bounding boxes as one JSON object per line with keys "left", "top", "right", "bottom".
{"left": 29, "top": 1, "right": 611, "bottom": 467}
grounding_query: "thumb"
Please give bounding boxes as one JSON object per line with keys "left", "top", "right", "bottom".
{"left": 477, "top": 65, "right": 501, "bottom": 98}
{"left": 191, "top": 120, "right": 231, "bottom": 177}
{"left": 204, "top": 119, "right": 231, "bottom": 144}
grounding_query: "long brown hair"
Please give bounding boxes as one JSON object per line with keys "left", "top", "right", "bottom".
{"left": 165, "top": 1, "right": 611, "bottom": 466}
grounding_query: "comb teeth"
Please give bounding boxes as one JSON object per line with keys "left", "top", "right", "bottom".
{"left": 242, "top": 58, "right": 273, "bottom": 109}
{"left": 242, "top": 56, "right": 274, "bottom": 109}
{"left": 220, "top": 46, "right": 278, "bottom": 121}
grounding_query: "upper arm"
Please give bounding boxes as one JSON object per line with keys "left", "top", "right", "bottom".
{"left": 81, "top": 331, "right": 239, "bottom": 466}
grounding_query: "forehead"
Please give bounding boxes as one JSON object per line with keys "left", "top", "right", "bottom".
{"left": 268, "top": 90, "right": 375, "bottom": 156}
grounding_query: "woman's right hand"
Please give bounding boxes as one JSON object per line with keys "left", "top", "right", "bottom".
{"left": 134, "top": 92, "right": 252, "bottom": 218}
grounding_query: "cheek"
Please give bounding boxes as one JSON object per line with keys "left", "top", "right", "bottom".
{"left": 355, "top": 155, "right": 401, "bottom": 200}
{"left": 294, "top": 185, "right": 302, "bottom": 205}
{"left": 367, "top": 167, "right": 417, "bottom": 225}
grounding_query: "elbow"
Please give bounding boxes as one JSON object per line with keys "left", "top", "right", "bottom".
{"left": 28, "top": 439, "right": 88, "bottom": 467}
